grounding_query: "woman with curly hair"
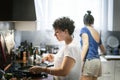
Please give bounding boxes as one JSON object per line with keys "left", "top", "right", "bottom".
{"left": 29, "top": 17, "right": 81, "bottom": 80}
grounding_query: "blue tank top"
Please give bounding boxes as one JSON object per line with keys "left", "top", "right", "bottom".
{"left": 80, "top": 27, "right": 102, "bottom": 60}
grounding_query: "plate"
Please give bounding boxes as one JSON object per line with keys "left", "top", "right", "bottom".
{"left": 107, "top": 36, "right": 119, "bottom": 48}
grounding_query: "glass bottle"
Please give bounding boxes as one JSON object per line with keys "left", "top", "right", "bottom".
{"left": 33, "top": 48, "right": 36, "bottom": 65}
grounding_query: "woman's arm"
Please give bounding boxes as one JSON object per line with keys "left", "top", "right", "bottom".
{"left": 99, "top": 44, "right": 106, "bottom": 55}
{"left": 81, "top": 33, "right": 89, "bottom": 61}
{"left": 49, "top": 56, "right": 75, "bottom": 76}
{"left": 29, "top": 56, "right": 75, "bottom": 76}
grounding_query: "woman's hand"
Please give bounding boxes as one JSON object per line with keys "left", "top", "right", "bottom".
{"left": 29, "top": 66, "right": 43, "bottom": 74}
{"left": 42, "top": 54, "right": 54, "bottom": 62}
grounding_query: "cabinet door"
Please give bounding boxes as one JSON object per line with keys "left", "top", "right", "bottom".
{"left": 0, "top": 0, "right": 36, "bottom": 21}
{"left": 0, "top": 0, "right": 12, "bottom": 21}
{"left": 99, "top": 61, "right": 115, "bottom": 80}
{"left": 115, "top": 68, "right": 120, "bottom": 80}
{"left": 108, "top": 0, "right": 120, "bottom": 31}
{"left": 112, "top": 0, "right": 120, "bottom": 31}
{"left": 12, "top": 0, "right": 36, "bottom": 21}
{"left": 98, "top": 76, "right": 114, "bottom": 80}
{"left": 115, "top": 61, "right": 120, "bottom": 80}
{"left": 102, "top": 61, "right": 114, "bottom": 74}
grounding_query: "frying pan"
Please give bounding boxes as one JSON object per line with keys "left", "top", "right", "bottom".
{"left": 13, "top": 63, "right": 53, "bottom": 78}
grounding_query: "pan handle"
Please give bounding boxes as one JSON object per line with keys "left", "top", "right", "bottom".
{"left": 4, "top": 63, "right": 12, "bottom": 71}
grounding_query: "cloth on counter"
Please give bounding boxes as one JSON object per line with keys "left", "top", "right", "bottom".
{"left": 0, "top": 32, "right": 14, "bottom": 69}
{"left": 4, "top": 32, "right": 15, "bottom": 54}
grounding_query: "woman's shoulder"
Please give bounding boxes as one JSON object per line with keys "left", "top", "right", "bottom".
{"left": 68, "top": 39, "right": 81, "bottom": 49}
{"left": 80, "top": 27, "right": 88, "bottom": 35}
{"left": 82, "top": 27, "right": 89, "bottom": 31}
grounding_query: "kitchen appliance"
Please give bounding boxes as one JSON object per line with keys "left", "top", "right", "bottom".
{"left": 107, "top": 36, "right": 119, "bottom": 48}
{"left": 13, "top": 62, "right": 53, "bottom": 78}
{"left": 13, "top": 65, "right": 48, "bottom": 78}
{"left": 5, "top": 62, "right": 54, "bottom": 79}
{"left": 106, "top": 36, "right": 119, "bottom": 55}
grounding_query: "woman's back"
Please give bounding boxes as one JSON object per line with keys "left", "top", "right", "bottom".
{"left": 87, "top": 26, "right": 100, "bottom": 44}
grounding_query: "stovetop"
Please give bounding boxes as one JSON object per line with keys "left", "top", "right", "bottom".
{"left": 5, "top": 62, "right": 49, "bottom": 78}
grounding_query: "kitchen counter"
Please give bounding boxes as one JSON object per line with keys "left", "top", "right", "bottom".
{"left": 100, "top": 55, "right": 120, "bottom": 61}
{"left": 31, "top": 75, "right": 53, "bottom": 80}
{"left": 10, "top": 74, "right": 53, "bottom": 80}
{"left": 104, "top": 55, "right": 120, "bottom": 60}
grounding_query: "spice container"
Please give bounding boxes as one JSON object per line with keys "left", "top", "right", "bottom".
{"left": 23, "top": 51, "right": 27, "bottom": 63}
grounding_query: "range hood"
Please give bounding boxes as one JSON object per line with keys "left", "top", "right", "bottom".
{"left": 0, "top": 0, "right": 36, "bottom": 21}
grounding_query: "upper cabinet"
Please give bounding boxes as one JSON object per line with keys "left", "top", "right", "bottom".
{"left": 112, "top": 0, "right": 120, "bottom": 31}
{"left": 108, "top": 0, "right": 120, "bottom": 31}
{"left": 12, "top": 0, "right": 36, "bottom": 21}
{"left": 0, "top": 0, "right": 36, "bottom": 21}
{"left": 0, "top": 0, "right": 13, "bottom": 21}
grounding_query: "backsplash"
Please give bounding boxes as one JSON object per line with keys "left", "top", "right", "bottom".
{"left": 15, "top": 29, "right": 120, "bottom": 55}
{"left": 14, "top": 29, "right": 80, "bottom": 48}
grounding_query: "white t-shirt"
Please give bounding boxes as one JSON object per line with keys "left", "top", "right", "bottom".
{"left": 54, "top": 39, "right": 81, "bottom": 80}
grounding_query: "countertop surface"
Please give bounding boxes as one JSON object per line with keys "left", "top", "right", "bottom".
{"left": 9, "top": 74, "right": 53, "bottom": 80}
{"left": 100, "top": 55, "right": 120, "bottom": 61}
{"left": 105, "top": 55, "right": 120, "bottom": 60}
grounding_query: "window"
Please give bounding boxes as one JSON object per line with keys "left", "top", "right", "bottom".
{"left": 35, "top": 0, "right": 102, "bottom": 30}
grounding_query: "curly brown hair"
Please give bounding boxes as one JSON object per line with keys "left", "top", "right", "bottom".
{"left": 53, "top": 17, "right": 75, "bottom": 35}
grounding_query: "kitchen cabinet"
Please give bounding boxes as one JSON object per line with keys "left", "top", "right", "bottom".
{"left": 112, "top": 0, "right": 120, "bottom": 31}
{"left": 114, "top": 61, "right": 120, "bottom": 80}
{"left": 0, "top": 0, "right": 12, "bottom": 21}
{"left": 0, "top": 0, "right": 36, "bottom": 21}
{"left": 98, "top": 60, "right": 120, "bottom": 80}
{"left": 12, "top": 0, "right": 36, "bottom": 21}
{"left": 98, "top": 61, "right": 115, "bottom": 80}
{"left": 98, "top": 76, "right": 114, "bottom": 80}
{"left": 108, "top": 0, "right": 120, "bottom": 31}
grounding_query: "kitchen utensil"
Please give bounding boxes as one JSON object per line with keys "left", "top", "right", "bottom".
{"left": 13, "top": 63, "right": 48, "bottom": 78}
{"left": 0, "top": 69, "right": 5, "bottom": 75}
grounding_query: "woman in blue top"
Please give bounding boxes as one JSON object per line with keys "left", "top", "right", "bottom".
{"left": 80, "top": 11, "right": 106, "bottom": 80}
